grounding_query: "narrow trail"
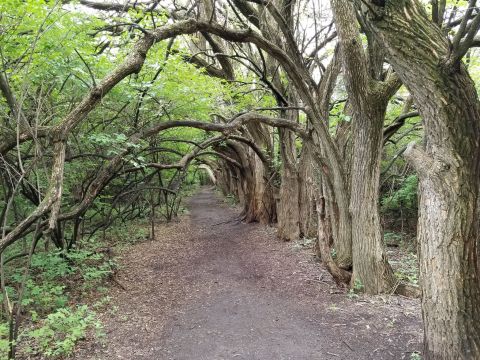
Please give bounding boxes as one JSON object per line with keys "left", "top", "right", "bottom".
{"left": 75, "top": 188, "right": 422, "bottom": 360}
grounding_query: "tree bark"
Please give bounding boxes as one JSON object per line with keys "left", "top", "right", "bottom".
{"left": 331, "top": 0, "right": 399, "bottom": 293}
{"left": 298, "top": 147, "right": 318, "bottom": 238}
{"left": 357, "top": 0, "right": 480, "bottom": 357}
{"left": 277, "top": 128, "right": 300, "bottom": 240}
{"left": 349, "top": 102, "right": 396, "bottom": 293}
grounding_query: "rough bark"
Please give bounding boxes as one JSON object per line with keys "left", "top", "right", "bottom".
{"left": 298, "top": 147, "right": 318, "bottom": 238}
{"left": 349, "top": 102, "right": 396, "bottom": 293}
{"left": 357, "top": 0, "right": 480, "bottom": 357}
{"left": 331, "top": 0, "right": 400, "bottom": 293}
{"left": 244, "top": 123, "right": 276, "bottom": 224}
{"left": 315, "top": 190, "right": 352, "bottom": 285}
{"left": 276, "top": 128, "right": 300, "bottom": 241}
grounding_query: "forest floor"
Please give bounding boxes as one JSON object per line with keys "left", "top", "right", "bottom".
{"left": 72, "top": 187, "right": 422, "bottom": 360}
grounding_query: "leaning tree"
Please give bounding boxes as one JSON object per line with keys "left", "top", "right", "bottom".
{"left": 355, "top": 0, "right": 480, "bottom": 358}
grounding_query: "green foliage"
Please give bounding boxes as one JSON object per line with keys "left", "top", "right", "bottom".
{"left": 0, "top": 240, "right": 116, "bottom": 358}
{"left": 25, "top": 305, "right": 101, "bottom": 357}
{"left": 384, "top": 232, "right": 404, "bottom": 246}
{"left": 107, "top": 222, "right": 149, "bottom": 245}
{"left": 328, "top": 101, "right": 350, "bottom": 134}
{"left": 0, "top": 324, "right": 9, "bottom": 360}
{"left": 353, "top": 278, "right": 364, "bottom": 292}
{"left": 21, "top": 280, "right": 68, "bottom": 312}
{"left": 347, "top": 278, "right": 365, "bottom": 299}
{"left": 347, "top": 288, "right": 359, "bottom": 299}
{"left": 410, "top": 352, "right": 422, "bottom": 360}
{"left": 224, "top": 193, "right": 239, "bottom": 206}
{"left": 382, "top": 175, "right": 418, "bottom": 213}
{"left": 292, "top": 237, "right": 315, "bottom": 250}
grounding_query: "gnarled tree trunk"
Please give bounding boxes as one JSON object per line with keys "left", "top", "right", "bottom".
{"left": 277, "top": 128, "right": 300, "bottom": 241}
{"left": 349, "top": 103, "right": 396, "bottom": 293}
{"left": 357, "top": 0, "right": 480, "bottom": 357}
{"left": 331, "top": 0, "right": 399, "bottom": 293}
{"left": 298, "top": 146, "right": 318, "bottom": 238}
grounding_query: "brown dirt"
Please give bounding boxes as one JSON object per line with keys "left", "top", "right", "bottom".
{"left": 73, "top": 187, "right": 422, "bottom": 360}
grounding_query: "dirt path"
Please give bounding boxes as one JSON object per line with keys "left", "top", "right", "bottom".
{"left": 74, "top": 187, "right": 422, "bottom": 360}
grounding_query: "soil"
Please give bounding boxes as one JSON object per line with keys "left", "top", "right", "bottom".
{"left": 73, "top": 187, "right": 422, "bottom": 360}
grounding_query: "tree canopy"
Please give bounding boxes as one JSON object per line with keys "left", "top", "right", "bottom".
{"left": 2, "top": 0, "right": 480, "bottom": 358}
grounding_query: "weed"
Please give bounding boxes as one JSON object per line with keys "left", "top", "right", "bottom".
{"left": 384, "top": 232, "right": 403, "bottom": 246}
{"left": 353, "top": 278, "right": 364, "bottom": 292}
{"left": 225, "top": 193, "right": 238, "bottom": 206}
{"left": 292, "top": 237, "right": 315, "bottom": 250}
{"left": 25, "top": 305, "right": 101, "bottom": 357}
{"left": 410, "top": 352, "right": 422, "bottom": 360}
{"left": 328, "top": 304, "right": 339, "bottom": 312}
{"left": 0, "top": 324, "right": 9, "bottom": 359}
{"left": 347, "top": 289, "right": 359, "bottom": 299}
{"left": 0, "top": 238, "right": 117, "bottom": 359}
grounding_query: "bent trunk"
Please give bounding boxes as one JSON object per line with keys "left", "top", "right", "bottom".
{"left": 358, "top": 0, "right": 480, "bottom": 357}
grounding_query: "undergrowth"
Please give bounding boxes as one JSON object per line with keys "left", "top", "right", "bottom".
{"left": 0, "top": 218, "right": 153, "bottom": 359}
{"left": 0, "top": 183, "right": 202, "bottom": 359}
{"left": 385, "top": 232, "right": 419, "bottom": 286}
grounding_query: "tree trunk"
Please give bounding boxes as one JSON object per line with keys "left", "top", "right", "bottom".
{"left": 315, "top": 180, "right": 352, "bottom": 285}
{"left": 277, "top": 128, "right": 300, "bottom": 241}
{"left": 331, "top": 0, "right": 399, "bottom": 292}
{"left": 309, "top": 130, "right": 353, "bottom": 268}
{"left": 243, "top": 124, "right": 277, "bottom": 224}
{"left": 298, "top": 147, "right": 318, "bottom": 238}
{"left": 349, "top": 105, "right": 396, "bottom": 293}
{"left": 357, "top": 0, "right": 480, "bottom": 357}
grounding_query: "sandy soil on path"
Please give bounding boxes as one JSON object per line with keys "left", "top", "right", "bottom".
{"left": 73, "top": 187, "right": 422, "bottom": 360}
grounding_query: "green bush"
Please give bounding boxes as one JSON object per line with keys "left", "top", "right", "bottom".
{"left": 0, "top": 244, "right": 115, "bottom": 358}
{"left": 21, "top": 280, "right": 68, "bottom": 312}
{"left": 26, "top": 305, "right": 101, "bottom": 358}
{"left": 382, "top": 175, "right": 418, "bottom": 213}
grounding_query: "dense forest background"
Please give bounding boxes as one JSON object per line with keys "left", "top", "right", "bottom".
{"left": 1, "top": 0, "right": 480, "bottom": 359}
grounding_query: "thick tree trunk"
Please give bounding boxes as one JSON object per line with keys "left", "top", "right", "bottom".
{"left": 298, "top": 147, "right": 318, "bottom": 238}
{"left": 226, "top": 139, "right": 275, "bottom": 224}
{"left": 350, "top": 106, "right": 396, "bottom": 293}
{"left": 315, "top": 180, "right": 352, "bottom": 285}
{"left": 357, "top": 0, "right": 480, "bottom": 357}
{"left": 277, "top": 128, "right": 300, "bottom": 241}
{"left": 243, "top": 123, "right": 277, "bottom": 224}
{"left": 233, "top": 167, "right": 246, "bottom": 205}
{"left": 309, "top": 131, "right": 353, "bottom": 268}
{"left": 331, "top": 0, "right": 399, "bottom": 292}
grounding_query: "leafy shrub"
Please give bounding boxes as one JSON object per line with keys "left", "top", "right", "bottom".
{"left": 29, "top": 252, "right": 74, "bottom": 281}
{"left": 108, "top": 223, "right": 149, "bottom": 244}
{"left": 21, "top": 280, "right": 67, "bottom": 312}
{"left": 384, "top": 232, "right": 404, "bottom": 246}
{"left": 0, "top": 244, "right": 114, "bottom": 358}
{"left": 26, "top": 305, "right": 101, "bottom": 358}
{"left": 225, "top": 193, "right": 238, "bottom": 206}
{"left": 382, "top": 175, "right": 418, "bottom": 213}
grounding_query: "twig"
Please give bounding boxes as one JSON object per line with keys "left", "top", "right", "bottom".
{"left": 342, "top": 340, "right": 354, "bottom": 352}
{"left": 326, "top": 352, "right": 340, "bottom": 357}
{"left": 74, "top": 49, "right": 97, "bottom": 87}
{"left": 111, "top": 276, "right": 127, "bottom": 291}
